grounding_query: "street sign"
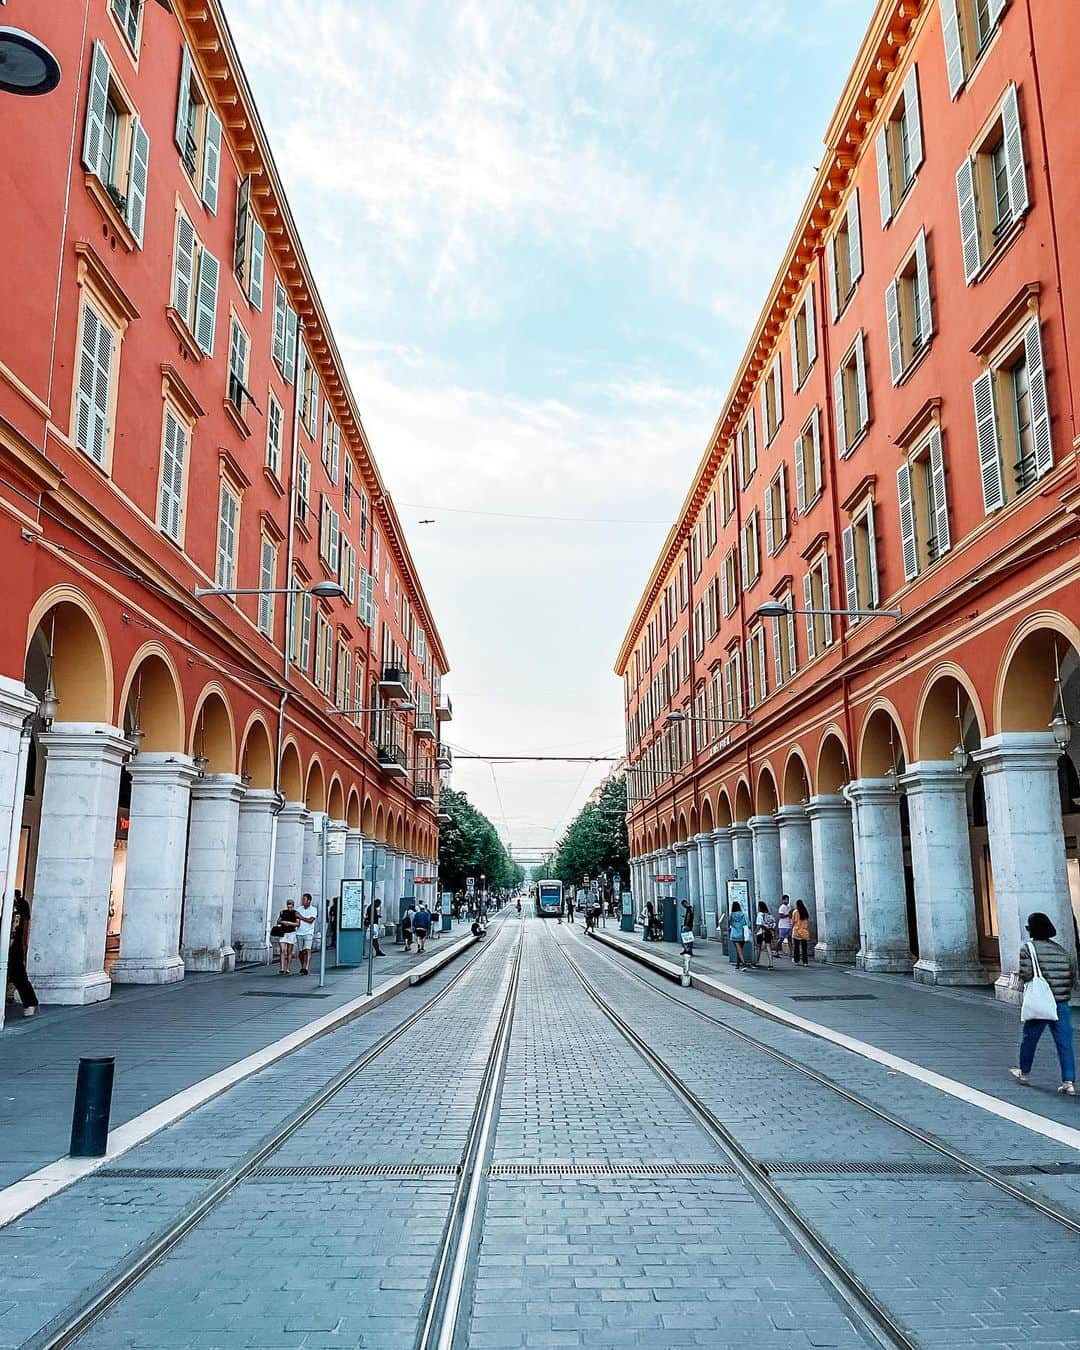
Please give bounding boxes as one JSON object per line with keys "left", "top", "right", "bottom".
{"left": 466, "top": 877, "right": 476, "bottom": 895}
{"left": 655, "top": 873, "right": 676, "bottom": 883}
{"left": 326, "top": 831, "right": 345, "bottom": 855}
{"left": 414, "top": 876, "right": 434, "bottom": 884}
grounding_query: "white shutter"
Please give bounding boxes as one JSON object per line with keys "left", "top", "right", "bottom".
{"left": 789, "top": 313, "right": 800, "bottom": 389}
{"left": 76, "top": 304, "right": 113, "bottom": 466}
{"left": 174, "top": 43, "right": 192, "bottom": 152}
{"left": 865, "top": 499, "right": 879, "bottom": 608}
{"left": 1000, "top": 84, "right": 1029, "bottom": 219}
{"left": 774, "top": 359, "right": 783, "bottom": 426}
{"left": 761, "top": 385, "right": 769, "bottom": 444}
{"left": 75, "top": 309, "right": 96, "bottom": 455}
{"left": 841, "top": 525, "right": 858, "bottom": 620}
{"left": 173, "top": 212, "right": 196, "bottom": 321}
{"left": 803, "top": 573, "right": 817, "bottom": 660}
{"left": 1024, "top": 319, "right": 1053, "bottom": 479}
{"left": 765, "top": 486, "right": 776, "bottom": 555}
{"left": 777, "top": 463, "right": 787, "bottom": 544}
{"left": 875, "top": 126, "right": 892, "bottom": 227}
{"left": 249, "top": 221, "right": 265, "bottom": 310}
{"left": 833, "top": 366, "right": 847, "bottom": 457}
{"left": 811, "top": 408, "right": 822, "bottom": 495}
{"left": 125, "top": 119, "right": 150, "bottom": 248}
{"left": 825, "top": 235, "right": 839, "bottom": 322}
{"left": 284, "top": 305, "right": 298, "bottom": 383}
{"left": 82, "top": 41, "right": 110, "bottom": 175}
{"left": 159, "top": 409, "right": 186, "bottom": 540}
{"left": 744, "top": 639, "right": 755, "bottom": 709}
{"left": 902, "top": 65, "right": 923, "bottom": 174}
{"left": 747, "top": 408, "right": 757, "bottom": 477}
{"left": 940, "top": 0, "right": 966, "bottom": 98}
{"left": 739, "top": 522, "right": 748, "bottom": 584}
{"left": 772, "top": 617, "right": 784, "bottom": 687}
{"left": 854, "top": 331, "right": 869, "bottom": 431}
{"left": 973, "top": 370, "right": 1005, "bottom": 513}
{"left": 234, "top": 175, "right": 250, "bottom": 276}
{"left": 955, "top": 158, "right": 981, "bottom": 284}
{"left": 928, "top": 427, "right": 950, "bottom": 556}
{"left": 201, "top": 108, "right": 222, "bottom": 213}
{"left": 821, "top": 554, "right": 834, "bottom": 646}
{"left": 897, "top": 463, "right": 918, "bottom": 581}
{"left": 989, "top": 0, "right": 1007, "bottom": 23}
{"left": 787, "top": 608, "right": 798, "bottom": 677}
{"left": 757, "top": 632, "right": 767, "bottom": 701}
{"left": 332, "top": 423, "right": 341, "bottom": 481}
{"left": 915, "top": 229, "right": 932, "bottom": 347}
{"left": 885, "top": 280, "right": 903, "bottom": 385}
{"left": 794, "top": 435, "right": 806, "bottom": 512}
{"left": 848, "top": 190, "right": 863, "bottom": 284}
{"left": 272, "top": 282, "right": 286, "bottom": 369}
{"left": 804, "top": 285, "right": 816, "bottom": 369}
{"left": 193, "top": 247, "right": 219, "bottom": 355}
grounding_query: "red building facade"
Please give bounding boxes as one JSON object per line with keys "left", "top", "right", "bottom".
{"left": 0, "top": 0, "right": 452, "bottom": 1012}
{"left": 618, "top": 0, "right": 1080, "bottom": 1000}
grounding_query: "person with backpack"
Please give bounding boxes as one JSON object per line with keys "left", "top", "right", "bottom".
{"left": 729, "top": 901, "right": 750, "bottom": 970}
{"left": 755, "top": 901, "right": 776, "bottom": 969}
{"left": 272, "top": 899, "right": 301, "bottom": 975}
{"left": 1011, "top": 911, "right": 1078, "bottom": 1095}
{"left": 412, "top": 901, "right": 433, "bottom": 954}
{"left": 791, "top": 899, "right": 811, "bottom": 966}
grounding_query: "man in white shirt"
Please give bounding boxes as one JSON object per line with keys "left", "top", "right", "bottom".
{"left": 295, "top": 892, "right": 318, "bottom": 974}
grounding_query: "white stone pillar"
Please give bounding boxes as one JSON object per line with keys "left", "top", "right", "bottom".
{"left": 696, "top": 832, "right": 718, "bottom": 936}
{"left": 181, "top": 774, "right": 243, "bottom": 972}
{"left": 712, "top": 828, "right": 735, "bottom": 935}
{"left": 232, "top": 788, "right": 279, "bottom": 964}
{"left": 806, "top": 795, "right": 859, "bottom": 964}
{"left": 776, "top": 805, "right": 817, "bottom": 932}
{"left": 901, "top": 762, "right": 989, "bottom": 986}
{"left": 26, "top": 723, "right": 129, "bottom": 1004}
{"left": 0, "top": 678, "right": 37, "bottom": 1027}
{"left": 684, "top": 839, "right": 701, "bottom": 932}
{"left": 272, "top": 802, "right": 307, "bottom": 909}
{"left": 975, "top": 732, "right": 1074, "bottom": 1003}
{"left": 323, "top": 818, "right": 348, "bottom": 944}
{"left": 372, "top": 844, "right": 389, "bottom": 920}
{"left": 112, "top": 753, "right": 197, "bottom": 983}
{"left": 730, "top": 822, "right": 755, "bottom": 900}
{"left": 301, "top": 813, "right": 323, "bottom": 913}
{"left": 344, "top": 829, "right": 364, "bottom": 880}
{"left": 748, "top": 815, "right": 782, "bottom": 916}
{"left": 848, "top": 778, "right": 913, "bottom": 973}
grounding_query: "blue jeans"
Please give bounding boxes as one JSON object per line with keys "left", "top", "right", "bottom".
{"left": 1019, "top": 1003, "right": 1076, "bottom": 1082}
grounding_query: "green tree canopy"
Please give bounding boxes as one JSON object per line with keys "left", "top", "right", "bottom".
{"left": 547, "top": 775, "right": 629, "bottom": 888}
{"left": 438, "top": 786, "right": 523, "bottom": 893}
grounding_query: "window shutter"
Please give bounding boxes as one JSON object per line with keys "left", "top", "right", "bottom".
{"left": 744, "top": 639, "right": 755, "bottom": 709}
{"left": 332, "top": 423, "right": 341, "bottom": 481}
{"left": 955, "top": 158, "right": 981, "bottom": 284}
{"left": 989, "top": 0, "right": 1007, "bottom": 22}
{"left": 234, "top": 176, "right": 250, "bottom": 277}
{"left": 902, "top": 65, "right": 923, "bottom": 173}
{"left": 76, "top": 305, "right": 113, "bottom": 466}
{"left": 833, "top": 366, "right": 847, "bottom": 458}
{"left": 125, "top": 119, "right": 150, "bottom": 248}
{"left": 739, "top": 524, "right": 748, "bottom": 585}
{"left": 940, "top": 0, "right": 965, "bottom": 98}
{"left": 821, "top": 554, "right": 833, "bottom": 645}
{"left": 854, "top": 331, "right": 869, "bottom": 431}
{"left": 794, "top": 435, "right": 806, "bottom": 512}
{"left": 159, "top": 409, "right": 186, "bottom": 541}
{"left": 284, "top": 305, "right": 298, "bottom": 383}
{"left": 765, "top": 486, "right": 776, "bottom": 555}
{"left": 82, "top": 42, "right": 111, "bottom": 175}
{"left": 772, "top": 617, "right": 784, "bottom": 687}
{"left": 174, "top": 43, "right": 192, "bottom": 152}
{"left": 841, "top": 525, "right": 859, "bottom": 619}
{"left": 865, "top": 499, "right": 879, "bottom": 608}
{"left": 804, "top": 285, "right": 816, "bottom": 369}
{"left": 173, "top": 212, "right": 196, "bottom": 320}
{"left": 915, "top": 229, "right": 932, "bottom": 346}
{"left": 811, "top": 408, "right": 822, "bottom": 493}
{"left": 972, "top": 370, "right": 1005, "bottom": 513}
{"left": 1000, "top": 84, "right": 1029, "bottom": 219}
{"left": 787, "top": 608, "right": 798, "bottom": 678}
{"left": 885, "top": 280, "right": 903, "bottom": 385}
{"left": 272, "top": 282, "right": 286, "bottom": 369}
{"left": 761, "top": 385, "right": 769, "bottom": 443}
{"left": 193, "top": 247, "right": 219, "bottom": 355}
{"left": 847, "top": 190, "right": 863, "bottom": 283}
{"left": 748, "top": 407, "right": 757, "bottom": 475}
{"left": 825, "top": 235, "right": 839, "bottom": 322}
{"left": 928, "top": 427, "right": 950, "bottom": 556}
{"left": 803, "top": 573, "right": 817, "bottom": 660}
{"left": 774, "top": 359, "right": 783, "bottom": 426}
{"left": 875, "top": 126, "right": 892, "bottom": 227}
{"left": 1024, "top": 319, "right": 1053, "bottom": 479}
{"left": 249, "top": 221, "right": 265, "bottom": 310}
{"left": 757, "top": 632, "right": 767, "bottom": 701}
{"left": 777, "top": 463, "right": 787, "bottom": 543}
{"left": 789, "top": 313, "right": 800, "bottom": 389}
{"left": 201, "top": 109, "right": 222, "bottom": 213}
{"left": 75, "top": 308, "right": 97, "bottom": 455}
{"left": 897, "top": 462, "right": 919, "bottom": 580}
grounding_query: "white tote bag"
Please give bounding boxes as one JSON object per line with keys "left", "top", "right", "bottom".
{"left": 1020, "top": 942, "right": 1058, "bottom": 1023}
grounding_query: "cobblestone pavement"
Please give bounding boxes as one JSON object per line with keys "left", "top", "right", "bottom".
{"left": 4, "top": 915, "right": 1080, "bottom": 1348}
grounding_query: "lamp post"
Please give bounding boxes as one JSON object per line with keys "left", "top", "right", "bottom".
{"left": 754, "top": 600, "right": 903, "bottom": 622}
{"left": 193, "top": 580, "right": 347, "bottom": 600}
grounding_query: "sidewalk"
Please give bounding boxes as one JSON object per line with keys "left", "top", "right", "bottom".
{"left": 590, "top": 922, "right": 1080, "bottom": 1133}
{"left": 0, "top": 922, "right": 475, "bottom": 1192}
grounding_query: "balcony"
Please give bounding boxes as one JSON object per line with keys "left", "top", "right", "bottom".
{"left": 436, "top": 693, "right": 452, "bottom": 722}
{"left": 379, "top": 664, "right": 411, "bottom": 700}
{"left": 413, "top": 778, "right": 435, "bottom": 802}
{"left": 436, "top": 743, "right": 453, "bottom": 771}
{"left": 377, "top": 743, "right": 408, "bottom": 777}
{"left": 414, "top": 709, "right": 436, "bottom": 740}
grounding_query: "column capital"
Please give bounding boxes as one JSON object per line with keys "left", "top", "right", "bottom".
{"left": 710, "top": 826, "right": 732, "bottom": 842}
{"left": 806, "top": 793, "right": 851, "bottom": 818}
{"left": 277, "top": 799, "right": 308, "bottom": 824}
{"left": 190, "top": 772, "right": 245, "bottom": 803}
{"left": 126, "top": 751, "right": 199, "bottom": 786}
{"left": 327, "top": 817, "right": 348, "bottom": 832}
{"left": 40, "top": 722, "right": 131, "bottom": 764}
{"left": 748, "top": 813, "right": 779, "bottom": 834}
{"left": 729, "top": 820, "right": 752, "bottom": 838}
{"left": 237, "top": 787, "right": 280, "bottom": 811}
{"left": 846, "top": 776, "right": 902, "bottom": 804}
{"left": 345, "top": 827, "right": 366, "bottom": 843}
{"left": 973, "top": 730, "right": 1062, "bottom": 774}
{"left": 693, "top": 832, "right": 712, "bottom": 846}
{"left": 0, "top": 675, "right": 37, "bottom": 729}
{"left": 673, "top": 840, "right": 691, "bottom": 855}
{"left": 775, "top": 804, "right": 810, "bottom": 826}
{"left": 901, "top": 760, "right": 970, "bottom": 794}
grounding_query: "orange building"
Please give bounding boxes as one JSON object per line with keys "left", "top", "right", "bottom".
{"left": 617, "top": 0, "right": 1080, "bottom": 1001}
{"left": 0, "top": 0, "right": 452, "bottom": 1014}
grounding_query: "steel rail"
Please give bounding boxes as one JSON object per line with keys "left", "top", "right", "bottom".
{"left": 551, "top": 930, "right": 917, "bottom": 1350}
{"left": 583, "top": 930, "right": 1080, "bottom": 1237}
{"left": 23, "top": 927, "right": 508, "bottom": 1350}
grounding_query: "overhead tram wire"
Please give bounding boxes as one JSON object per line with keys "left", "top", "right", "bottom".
{"left": 400, "top": 501, "right": 671, "bottom": 526}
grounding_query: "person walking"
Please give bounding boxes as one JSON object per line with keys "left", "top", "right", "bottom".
{"left": 755, "top": 901, "right": 776, "bottom": 969}
{"left": 792, "top": 900, "right": 811, "bottom": 966}
{"left": 272, "top": 899, "right": 300, "bottom": 975}
{"left": 1011, "top": 912, "right": 1077, "bottom": 1095}
{"left": 295, "top": 892, "right": 318, "bottom": 974}
{"left": 413, "top": 901, "right": 432, "bottom": 954}
{"left": 680, "top": 899, "right": 695, "bottom": 957}
{"left": 644, "top": 901, "right": 660, "bottom": 941}
{"left": 432, "top": 898, "right": 443, "bottom": 938}
{"left": 401, "top": 903, "right": 415, "bottom": 953}
{"left": 729, "top": 901, "right": 750, "bottom": 970}
{"left": 6, "top": 890, "right": 38, "bottom": 1015}
{"left": 776, "top": 895, "right": 793, "bottom": 959}
{"left": 364, "top": 901, "right": 385, "bottom": 957}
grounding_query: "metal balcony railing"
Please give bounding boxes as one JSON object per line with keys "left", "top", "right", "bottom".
{"left": 414, "top": 710, "right": 436, "bottom": 737}
{"left": 436, "top": 693, "right": 452, "bottom": 721}
{"left": 413, "top": 778, "right": 435, "bottom": 802}
{"left": 436, "top": 743, "right": 453, "bottom": 771}
{"left": 379, "top": 664, "right": 411, "bottom": 697}
{"left": 377, "top": 743, "right": 407, "bottom": 775}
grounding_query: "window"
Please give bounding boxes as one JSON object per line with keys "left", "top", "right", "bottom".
{"left": 322, "top": 404, "right": 340, "bottom": 482}
{"left": 82, "top": 43, "right": 150, "bottom": 248}
{"left": 704, "top": 494, "right": 717, "bottom": 555}
{"left": 826, "top": 191, "right": 863, "bottom": 320}
{"left": 343, "top": 455, "right": 354, "bottom": 519}
{"left": 739, "top": 510, "right": 760, "bottom": 589}
{"left": 319, "top": 494, "right": 340, "bottom": 573}
{"left": 258, "top": 537, "right": 277, "bottom": 636}
{"left": 833, "top": 332, "right": 870, "bottom": 457}
{"left": 266, "top": 393, "right": 283, "bottom": 478}
{"left": 111, "top": 0, "right": 143, "bottom": 51}
{"left": 745, "top": 627, "right": 768, "bottom": 710}
{"left": 897, "top": 425, "right": 951, "bottom": 581}
{"left": 172, "top": 209, "right": 219, "bottom": 355}
{"left": 956, "top": 85, "right": 1029, "bottom": 284}
{"left": 175, "top": 44, "right": 221, "bottom": 212}
{"left": 765, "top": 466, "right": 789, "bottom": 555}
{"left": 233, "top": 176, "right": 265, "bottom": 310}
{"left": 295, "top": 453, "right": 310, "bottom": 526}
{"left": 841, "top": 499, "right": 880, "bottom": 622}
{"left": 723, "top": 651, "right": 744, "bottom": 722}
{"left": 941, "top": 0, "right": 1008, "bottom": 98}
{"left": 272, "top": 280, "right": 299, "bottom": 383}
{"left": 359, "top": 568, "right": 376, "bottom": 627}
{"left": 339, "top": 536, "right": 356, "bottom": 605}
{"left": 771, "top": 595, "right": 797, "bottom": 687}
{"left": 74, "top": 300, "right": 116, "bottom": 467}
{"left": 314, "top": 613, "right": 332, "bottom": 694}
{"left": 690, "top": 523, "right": 702, "bottom": 579}
{"left": 299, "top": 348, "right": 319, "bottom": 436}
{"left": 802, "top": 553, "right": 834, "bottom": 659}
{"left": 973, "top": 317, "right": 1053, "bottom": 513}
{"left": 692, "top": 600, "right": 704, "bottom": 658}
{"left": 720, "top": 457, "right": 736, "bottom": 523}
{"left": 359, "top": 489, "right": 369, "bottom": 549}
{"left": 677, "top": 560, "right": 689, "bottom": 611}
{"left": 335, "top": 641, "right": 351, "bottom": 712}
{"left": 721, "top": 546, "right": 739, "bottom": 617}
{"left": 738, "top": 410, "right": 757, "bottom": 488}
{"left": 789, "top": 285, "right": 817, "bottom": 389}
{"left": 157, "top": 405, "right": 188, "bottom": 543}
{"left": 215, "top": 483, "right": 240, "bottom": 589}
{"left": 290, "top": 573, "right": 312, "bottom": 671}
{"left": 885, "top": 229, "right": 932, "bottom": 384}
{"left": 876, "top": 64, "right": 923, "bottom": 226}
{"left": 794, "top": 408, "right": 823, "bottom": 513}
{"left": 762, "top": 359, "right": 783, "bottom": 445}
{"left": 227, "top": 315, "right": 251, "bottom": 412}
{"left": 704, "top": 578, "right": 720, "bottom": 641}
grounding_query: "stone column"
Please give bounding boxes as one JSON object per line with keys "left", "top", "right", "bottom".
{"left": 730, "top": 822, "right": 755, "bottom": 899}
{"left": 975, "top": 732, "right": 1074, "bottom": 1003}
{"left": 776, "top": 805, "right": 817, "bottom": 935}
{"left": 111, "top": 753, "right": 197, "bottom": 983}
{"left": 344, "top": 829, "right": 364, "bottom": 880}
{"left": 25, "top": 723, "right": 129, "bottom": 1004}
{"left": 181, "top": 774, "right": 244, "bottom": 972}
{"left": 684, "top": 839, "right": 701, "bottom": 932}
{"left": 323, "top": 818, "right": 348, "bottom": 945}
{"left": 372, "top": 844, "right": 389, "bottom": 920}
{"left": 712, "top": 828, "right": 735, "bottom": 935}
{"left": 232, "top": 789, "right": 279, "bottom": 964}
{"left": 748, "top": 815, "right": 782, "bottom": 915}
{"left": 301, "top": 813, "right": 323, "bottom": 912}
{"left": 696, "top": 833, "right": 718, "bottom": 937}
{"left": 806, "top": 795, "right": 859, "bottom": 964}
{"left": 0, "top": 680, "right": 36, "bottom": 975}
{"left": 848, "top": 778, "right": 913, "bottom": 973}
{"left": 272, "top": 802, "right": 307, "bottom": 909}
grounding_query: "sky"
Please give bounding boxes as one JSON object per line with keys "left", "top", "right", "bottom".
{"left": 226, "top": 0, "right": 876, "bottom": 863}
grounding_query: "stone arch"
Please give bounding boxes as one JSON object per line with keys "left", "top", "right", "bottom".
{"left": 374, "top": 803, "right": 385, "bottom": 843}
{"left": 280, "top": 740, "right": 303, "bottom": 801}
{"left": 119, "top": 645, "right": 184, "bottom": 751}
{"left": 916, "top": 665, "right": 987, "bottom": 760}
{"left": 816, "top": 731, "right": 851, "bottom": 794}
{"left": 305, "top": 758, "right": 326, "bottom": 812}
{"left": 25, "top": 588, "right": 113, "bottom": 723}
{"left": 997, "top": 617, "right": 1080, "bottom": 733}
{"left": 716, "top": 788, "right": 733, "bottom": 827}
{"left": 658, "top": 821, "right": 669, "bottom": 849}
{"left": 362, "top": 795, "right": 375, "bottom": 835}
{"left": 688, "top": 804, "right": 700, "bottom": 836}
{"left": 190, "top": 685, "right": 236, "bottom": 773}
{"left": 782, "top": 749, "right": 812, "bottom": 805}
{"left": 239, "top": 715, "right": 275, "bottom": 788}
{"left": 755, "top": 764, "right": 779, "bottom": 815}
{"left": 327, "top": 775, "right": 345, "bottom": 821}
{"left": 734, "top": 779, "right": 753, "bottom": 822}
{"left": 858, "top": 702, "right": 908, "bottom": 778}
{"left": 700, "top": 796, "right": 714, "bottom": 833}
{"left": 346, "top": 787, "right": 361, "bottom": 829}
{"left": 676, "top": 811, "right": 689, "bottom": 843}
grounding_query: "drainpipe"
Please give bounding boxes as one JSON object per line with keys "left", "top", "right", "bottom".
{"left": 0, "top": 716, "right": 35, "bottom": 1033}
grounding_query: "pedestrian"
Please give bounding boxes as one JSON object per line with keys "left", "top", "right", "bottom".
{"left": 413, "top": 901, "right": 432, "bottom": 954}
{"left": 364, "top": 901, "right": 385, "bottom": 957}
{"left": 1011, "top": 911, "right": 1077, "bottom": 1095}
{"left": 680, "top": 899, "right": 695, "bottom": 957}
{"left": 433, "top": 898, "right": 443, "bottom": 938}
{"left": 729, "top": 901, "right": 750, "bottom": 970}
{"left": 6, "top": 890, "right": 38, "bottom": 1016}
{"left": 755, "top": 901, "right": 775, "bottom": 969}
{"left": 272, "top": 899, "right": 300, "bottom": 975}
{"left": 792, "top": 900, "right": 811, "bottom": 966}
{"left": 401, "top": 903, "right": 415, "bottom": 953}
{"left": 294, "top": 892, "right": 318, "bottom": 974}
{"left": 777, "top": 895, "right": 793, "bottom": 959}
{"left": 644, "top": 900, "right": 660, "bottom": 941}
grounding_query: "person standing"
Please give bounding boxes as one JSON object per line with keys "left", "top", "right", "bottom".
{"left": 295, "top": 892, "right": 318, "bottom": 974}
{"left": 401, "top": 903, "right": 415, "bottom": 953}
{"left": 755, "top": 901, "right": 776, "bottom": 969}
{"left": 273, "top": 899, "right": 300, "bottom": 975}
{"left": 413, "top": 901, "right": 432, "bottom": 954}
{"left": 6, "top": 890, "right": 38, "bottom": 1016}
{"left": 776, "top": 895, "right": 793, "bottom": 959}
{"left": 364, "top": 901, "right": 385, "bottom": 957}
{"left": 1011, "top": 912, "right": 1077, "bottom": 1095}
{"left": 680, "top": 899, "right": 695, "bottom": 957}
{"left": 791, "top": 900, "right": 811, "bottom": 966}
{"left": 729, "top": 902, "right": 750, "bottom": 970}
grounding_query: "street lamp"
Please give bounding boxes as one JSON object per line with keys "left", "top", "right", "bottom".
{"left": 194, "top": 580, "right": 347, "bottom": 600}
{"left": 665, "top": 709, "right": 752, "bottom": 728}
{"left": 0, "top": 26, "right": 62, "bottom": 96}
{"left": 754, "top": 600, "right": 902, "bottom": 621}
{"left": 324, "top": 702, "right": 415, "bottom": 716}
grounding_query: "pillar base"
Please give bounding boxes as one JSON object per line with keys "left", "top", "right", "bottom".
{"left": 111, "top": 954, "right": 185, "bottom": 985}
{"left": 855, "top": 949, "right": 913, "bottom": 974}
{"left": 995, "top": 973, "right": 1023, "bottom": 1005}
{"left": 32, "top": 970, "right": 112, "bottom": 1005}
{"left": 813, "top": 940, "right": 858, "bottom": 965}
{"left": 182, "top": 945, "right": 236, "bottom": 973}
{"left": 913, "top": 958, "right": 993, "bottom": 987}
{"left": 236, "top": 941, "right": 271, "bottom": 964}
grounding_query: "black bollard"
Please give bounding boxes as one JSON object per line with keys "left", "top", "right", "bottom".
{"left": 69, "top": 1056, "right": 115, "bottom": 1157}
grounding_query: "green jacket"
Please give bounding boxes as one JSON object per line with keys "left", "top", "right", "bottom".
{"left": 1019, "top": 938, "right": 1077, "bottom": 1004}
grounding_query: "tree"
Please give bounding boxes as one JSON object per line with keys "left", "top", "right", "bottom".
{"left": 549, "top": 775, "right": 629, "bottom": 887}
{"left": 437, "top": 786, "right": 522, "bottom": 893}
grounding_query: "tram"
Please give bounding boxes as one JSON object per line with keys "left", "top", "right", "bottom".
{"left": 535, "top": 878, "right": 563, "bottom": 918}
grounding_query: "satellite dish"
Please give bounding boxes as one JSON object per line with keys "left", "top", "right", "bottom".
{"left": 0, "top": 27, "right": 62, "bottom": 96}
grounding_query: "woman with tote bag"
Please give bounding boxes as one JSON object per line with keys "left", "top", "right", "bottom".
{"left": 1010, "top": 912, "right": 1077, "bottom": 1095}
